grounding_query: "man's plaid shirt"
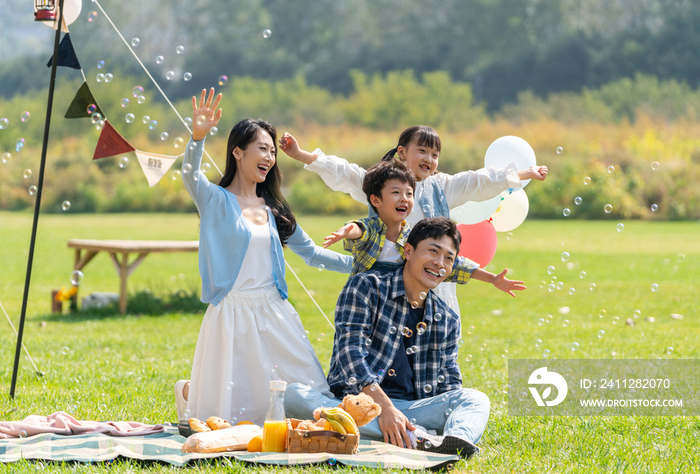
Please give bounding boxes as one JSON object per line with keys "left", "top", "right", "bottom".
{"left": 327, "top": 268, "right": 462, "bottom": 398}
{"left": 343, "top": 216, "right": 479, "bottom": 281}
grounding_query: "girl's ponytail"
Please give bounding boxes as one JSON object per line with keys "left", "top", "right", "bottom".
{"left": 381, "top": 147, "right": 399, "bottom": 162}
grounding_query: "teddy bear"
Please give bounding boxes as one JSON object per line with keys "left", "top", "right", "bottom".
{"left": 312, "top": 392, "right": 382, "bottom": 428}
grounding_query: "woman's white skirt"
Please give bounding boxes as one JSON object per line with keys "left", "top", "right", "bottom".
{"left": 186, "top": 286, "right": 332, "bottom": 425}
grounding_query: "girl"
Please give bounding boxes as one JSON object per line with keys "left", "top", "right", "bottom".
{"left": 279, "top": 126, "right": 547, "bottom": 314}
{"left": 176, "top": 89, "right": 352, "bottom": 425}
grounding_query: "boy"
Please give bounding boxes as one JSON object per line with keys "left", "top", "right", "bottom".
{"left": 324, "top": 160, "right": 525, "bottom": 296}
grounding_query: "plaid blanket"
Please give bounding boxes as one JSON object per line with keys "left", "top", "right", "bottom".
{"left": 0, "top": 425, "right": 459, "bottom": 470}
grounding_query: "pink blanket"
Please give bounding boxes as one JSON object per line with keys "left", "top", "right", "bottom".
{"left": 0, "top": 411, "right": 164, "bottom": 439}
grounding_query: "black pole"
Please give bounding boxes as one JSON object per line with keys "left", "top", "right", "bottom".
{"left": 10, "top": 0, "right": 66, "bottom": 399}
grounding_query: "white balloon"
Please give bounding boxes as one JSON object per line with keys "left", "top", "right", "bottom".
{"left": 490, "top": 189, "right": 529, "bottom": 232}
{"left": 36, "top": 0, "right": 83, "bottom": 28}
{"left": 484, "top": 136, "right": 537, "bottom": 187}
{"left": 450, "top": 194, "right": 502, "bottom": 225}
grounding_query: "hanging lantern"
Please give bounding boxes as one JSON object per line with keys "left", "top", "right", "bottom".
{"left": 34, "top": 0, "right": 57, "bottom": 22}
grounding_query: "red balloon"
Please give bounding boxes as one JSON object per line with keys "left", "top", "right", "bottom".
{"left": 457, "top": 220, "right": 497, "bottom": 268}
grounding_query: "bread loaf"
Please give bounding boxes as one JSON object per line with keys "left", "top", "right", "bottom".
{"left": 181, "top": 424, "right": 263, "bottom": 453}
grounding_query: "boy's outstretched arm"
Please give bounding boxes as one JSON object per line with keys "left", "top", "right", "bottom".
{"left": 518, "top": 165, "right": 548, "bottom": 181}
{"left": 471, "top": 268, "right": 526, "bottom": 297}
{"left": 323, "top": 223, "right": 362, "bottom": 248}
{"left": 279, "top": 132, "right": 318, "bottom": 165}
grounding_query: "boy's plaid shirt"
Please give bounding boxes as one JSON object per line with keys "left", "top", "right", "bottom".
{"left": 343, "top": 216, "right": 479, "bottom": 281}
{"left": 327, "top": 268, "right": 462, "bottom": 398}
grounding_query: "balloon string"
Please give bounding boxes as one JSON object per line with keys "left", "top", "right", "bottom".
{"left": 91, "top": 0, "right": 223, "bottom": 177}
{"left": 1, "top": 300, "right": 41, "bottom": 375}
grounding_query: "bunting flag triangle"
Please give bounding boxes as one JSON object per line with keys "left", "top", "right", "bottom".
{"left": 65, "top": 82, "right": 104, "bottom": 119}
{"left": 93, "top": 120, "right": 135, "bottom": 160}
{"left": 47, "top": 33, "right": 81, "bottom": 70}
{"left": 134, "top": 150, "right": 178, "bottom": 187}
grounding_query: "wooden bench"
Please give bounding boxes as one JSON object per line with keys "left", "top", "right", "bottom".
{"left": 67, "top": 239, "right": 199, "bottom": 314}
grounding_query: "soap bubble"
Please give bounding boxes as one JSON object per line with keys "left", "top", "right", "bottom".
{"left": 364, "top": 338, "right": 372, "bottom": 346}
{"left": 561, "top": 252, "right": 570, "bottom": 262}
{"left": 556, "top": 282, "right": 564, "bottom": 290}
{"left": 120, "top": 98, "right": 129, "bottom": 108}
{"left": 563, "top": 208, "right": 571, "bottom": 217}
{"left": 209, "top": 126, "right": 218, "bottom": 136}
{"left": 604, "top": 204, "right": 613, "bottom": 213}
{"left": 16, "top": 138, "right": 25, "bottom": 152}
{"left": 104, "top": 73, "right": 113, "bottom": 83}
{"left": 467, "top": 325, "right": 475, "bottom": 334}
{"left": 548, "top": 284, "right": 555, "bottom": 292}
{"left": 389, "top": 326, "right": 397, "bottom": 335}
{"left": 580, "top": 271, "right": 586, "bottom": 279}
{"left": 171, "top": 170, "right": 181, "bottom": 180}
{"left": 131, "top": 37, "right": 140, "bottom": 47}
{"left": 597, "top": 330, "right": 605, "bottom": 338}
{"left": 599, "top": 310, "right": 606, "bottom": 318}
{"left": 666, "top": 347, "right": 673, "bottom": 355}
{"left": 377, "top": 369, "right": 385, "bottom": 378}
{"left": 87, "top": 11, "right": 98, "bottom": 22}
{"left": 218, "top": 75, "right": 229, "bottom": 86}
{"left": 419, "top": 291, "right": 427, "bottom": 300}
{"left": 20, "top": 111, "right": 30, "bottom": 122}
{"left": 182, "top": 162, "right": 192, "bottom": 174}
{"left": 651, "top": 161, "right": 660, "bottom": 171}
{"left": 328, "top": 458, "right": 337, "bottom": 466}
{"left": 165, "top": 71, "right": 175, "bottom": 80}
{"left": 347, "top": 376, "right": 357, "bottom": 385}
{"left": 61, "top": 346, "right": 70, "bottom": 355}
{"left": 176, "top": 45, "right": 185, "bottom": 54}
{"left": 23, "top": 169, "right": 32, "bottom": 179}
{"left": 556, "top": 146, "right": 563, "bottom": 154}
{"left": 97, "top": 60, "right": 105, "bottom": 69}
{"left": 633, "top": 309, "right": 641, "bottom": 318}
{"left": 19, "top": 430, "right": 27, "bottom": 438}
{"left": 125, "top": 113, "right": 135, "bottom": 124}
{"left": 464, "top": 354, "right": 472, "bottom": 362}
{"left": 612, "top": 317, "right": 620, "bottom": 324}
{"left": 238, "top": 407, "right": 246, "bottom": 415}
{"left": 388, "top": 369, "right": 396, "bottom": 376}
{"left": 118, "top": 156, "right": 129, "bottom": 168}
{"left": 184, "top": 117, "right": 193, "bottom": 127}
{"left": 2, "top": 152, "right": 11, "bottom": 163}
{"left": 539, "top": 281, "right": 546, "bottom": 288}
{"left": 434, "top": 313, "right": 442, "bottom": 321}
{"left": 547, "top": 266, "right": 555, "bottom": 275}
{"left": 438, "top": 268, "right": 447, "bottom": 277}
{"left": 551, "top": 276, "right": 557, "bottom": 283}
{"left": 96, "top": 73, "right": 104, "bottom": 82}
{"left": 583, "top": 177, "right": 591, "bottom": 185}
{"left": 616, "top": 223, "right": 624, "bottom": 232}
{"left": 416, "top": 322, "right": 427, "bottom": 335}
{"left": 183, "top": 72, "right": 192, "bottom": 81}
{"left": 590, "top": 283, "right": 597, "bottom": 291}
{"left": 568, "top": 288, "right": 575, "bottom": 295}
{"left": 571, "top": 342, "right": 579, "bottom": 351}
{"left": 155, "top": 55, "right": 164, "bottom": 64}
{"left": 0, "top": 118, "right": 8, "bottom": 129}
{"left": 410, "top": 301, "right": 418, "bottom": 309}
{"left": 226, "top": 381, "right": 234, "bottom": 390}
{"left": 183, "top": 409, "right": 191, "bottom": 418}
{"left": 28, "top": 185, "right": 37, "bottom": 196}
{"left": 89, "top": 113, "right": 103, "bottom": 125}
{"left": 562, "top": 319, "right": 570, "bottom": 327}
{"left": 136, "top": 94, "right": 146, "bottom": 104}
{"left": 506, "top": 232, "right": 513, "bottom": 240}
{"left": 501, "top": 350, "right": 509, "bottom": 358}
{"left": 423, "top": 384, "right": 433, "bottom": 394}
{"left": 263, "top": 29, "right": 272, "bottom": 38}
{"left": 574, "top": 197, "right": 582, "bottom": 205}
{"left": 651, "top": 204, "right": 658, "bottom": 212}
{"left": 148, "top": 120, "right": 158, "bottom": 130}
{"left": 142, "top": 115, "right": 151, "bottom": 124}
{"left": 535, "top": 338, "right": 542, "bottom": 347}
{"left": 173, "top": 137, "right": 185, "bottom": 148}
{"left": 424, "top": 441, "right": 432, "bottom": 449}
{"left": 94, "top": 119, "right": 105, "bottom": 131}
{"left": 542, "top": 349, "right": 550, "bottom": 358}
{"left": 607, "top": 165, "right": 615, "bottom": 173}
{"left": 132, "top": 86, "right": 144, "bottom": 97}
{"left": 677, "top": 253, "right": 686, "bottom": 263}
{"left": 61, "top": 201, "right": 71, "bottom": 211}
{"left": 98, "top": 403, "right": 107, "bottom": 412}
{"left": 70, "top": 270, "right": 84, "bottom": 285}
{"left": 651, "top": 283, "right": 659, "bottom": 292}
{"left": 437, "top": 374, "right": 446, "bottom": 383}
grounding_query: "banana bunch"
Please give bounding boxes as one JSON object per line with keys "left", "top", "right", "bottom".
{"left": 319, "top": 407, "right": 359, "bottom": 435}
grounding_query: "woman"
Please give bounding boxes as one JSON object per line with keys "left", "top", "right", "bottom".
{"left": 176, "top": 88, "right": 352, "bottom": 425}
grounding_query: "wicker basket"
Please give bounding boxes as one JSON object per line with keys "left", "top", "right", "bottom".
{"left": 286, "top": 418, "right": 359, "bottom": 455}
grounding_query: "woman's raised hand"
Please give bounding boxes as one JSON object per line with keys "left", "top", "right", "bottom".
{"left": 191, "top": 88, "right": 222, "bottom": 141}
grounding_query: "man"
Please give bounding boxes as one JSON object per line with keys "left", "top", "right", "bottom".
{"left": 286, "top": 217, "right": 521, "bottom": 457}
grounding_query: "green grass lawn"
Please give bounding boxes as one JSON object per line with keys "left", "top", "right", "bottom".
{"left": 1, "top": 211, "right": 699, "bottom": 473}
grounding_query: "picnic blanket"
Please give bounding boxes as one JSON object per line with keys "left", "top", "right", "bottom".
{"left": 0, "top": 424, "right": 460, "bottom": 470}
{"left": 0, "top": 411, "right": 164, "bottom": 439}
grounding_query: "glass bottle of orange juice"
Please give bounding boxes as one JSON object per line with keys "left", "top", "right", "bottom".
{"left": 262, "top": 380, "right": 287, "bottom": 453}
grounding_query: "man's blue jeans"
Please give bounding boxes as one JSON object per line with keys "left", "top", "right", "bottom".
{"left": 284, "top": 383, "right": 490, "bottom": 444}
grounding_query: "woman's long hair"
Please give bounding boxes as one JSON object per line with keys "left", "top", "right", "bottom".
{"left": 381, "top": 125, "right": 442, "bottom": 162}
{"left": 219, "top": 118, "right": 297, "bottom": 244}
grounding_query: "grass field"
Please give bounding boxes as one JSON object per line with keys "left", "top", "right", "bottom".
{"left": 1, "top": 211, "right": 699, "bottom": 473}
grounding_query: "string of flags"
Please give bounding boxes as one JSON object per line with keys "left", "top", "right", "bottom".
{"left": 50, "top": 32, "right": 180, "bottom": 187}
